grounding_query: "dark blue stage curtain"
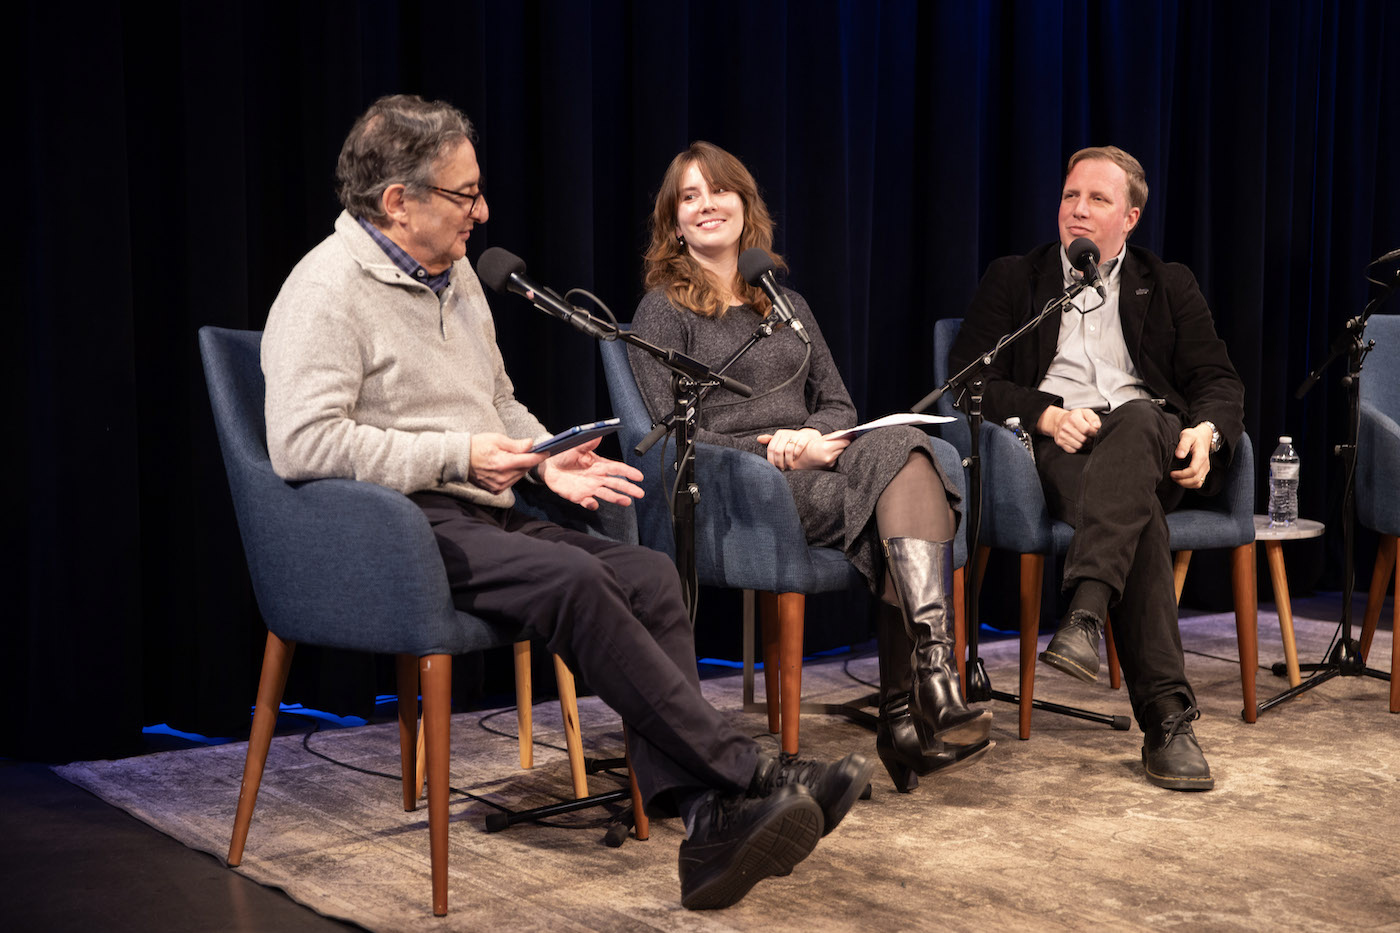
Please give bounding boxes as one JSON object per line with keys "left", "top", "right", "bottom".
{"left": 11, "top": 0, "right": 1397, "bottom": 758}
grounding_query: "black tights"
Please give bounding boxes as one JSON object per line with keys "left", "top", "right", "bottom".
{"left": 874, "top": 450, "right": 956, "bottom": 603}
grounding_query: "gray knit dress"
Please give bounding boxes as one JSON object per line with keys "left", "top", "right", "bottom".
{"left": 629, "top": 287, "right": 961, "bottom": 592}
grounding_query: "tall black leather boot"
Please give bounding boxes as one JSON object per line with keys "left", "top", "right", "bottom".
{"left": 883, "top": 537, "right": 992, "bottom": 749}
{"left": 875, "top": 602, "right": 993, "bottom": 793}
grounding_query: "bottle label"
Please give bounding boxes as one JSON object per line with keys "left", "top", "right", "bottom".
{"left": 1271, "top": 463, "right": 1299, "bottom": 480}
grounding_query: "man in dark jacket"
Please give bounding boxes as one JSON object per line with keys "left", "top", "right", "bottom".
{"left": 951, "top": 146, "right": 1245, "bottom": 791}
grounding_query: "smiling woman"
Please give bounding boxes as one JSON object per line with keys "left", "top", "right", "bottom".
{"left": 630, "top": 141, "right": 994, "bottom": 794}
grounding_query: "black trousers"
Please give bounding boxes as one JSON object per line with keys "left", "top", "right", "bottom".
{"left": 1031, "top": 399, "right": 1196, "bottom": 724}
{"left": 410, "top": 492, "right": 759, "bottom": 814}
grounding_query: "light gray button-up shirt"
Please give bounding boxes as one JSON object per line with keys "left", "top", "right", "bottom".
{"left": 1038, "top": 243, "right": 1154, "bottom": 412}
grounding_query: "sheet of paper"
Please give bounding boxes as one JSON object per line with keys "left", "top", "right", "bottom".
{"left": 823, "top": 412, "right": 955, "bottom": 441}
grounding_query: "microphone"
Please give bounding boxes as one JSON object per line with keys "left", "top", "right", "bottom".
{"left": 738, "top": 247, "right": 810, "bottom": 345}
{"left": 477, "top": 247, "right": 609, "bottom": 340}
{"left": 1067, "top": 237, "right": 1106, "bottom": 300}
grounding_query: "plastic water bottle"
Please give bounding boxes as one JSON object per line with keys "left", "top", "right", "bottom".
{"left": 1005, "top": 417, "right": 1035, "bottom": 465}
{"left": 1268, "top": 436, "right": 1299, "bottom": 527}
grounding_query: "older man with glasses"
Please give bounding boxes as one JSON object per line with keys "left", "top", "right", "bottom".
{"left": 260, "top": 94, "right": 873, "bottom": 911}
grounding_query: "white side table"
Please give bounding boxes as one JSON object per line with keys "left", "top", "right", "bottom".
{"left": 1253, "top": 515, "right": 1326, "bottom": 687}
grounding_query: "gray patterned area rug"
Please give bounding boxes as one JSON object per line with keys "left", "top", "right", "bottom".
{"left": 55, "top": 609, "right": 1398, "bottom": 933}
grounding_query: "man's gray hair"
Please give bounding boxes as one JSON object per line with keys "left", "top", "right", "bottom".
{"left": 336, "top": 94, "right": 476, "bottom": 222}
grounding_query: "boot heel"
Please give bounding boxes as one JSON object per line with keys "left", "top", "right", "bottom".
{"left": 876, "top": 747, "right": 918, "bottom": 793}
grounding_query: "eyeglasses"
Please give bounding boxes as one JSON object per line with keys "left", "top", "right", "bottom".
{"left": 427, "top": 184, "right": 485, "bottom": 215}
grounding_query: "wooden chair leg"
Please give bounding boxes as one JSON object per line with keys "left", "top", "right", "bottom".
{"left": 759, "top": 592, "right": 781, "bottom": 735}
{"left": 1392, "top": 588, "right": 1399, "bottom": 715}
{"left": 1019, "top": 553, "right": 1044, "bottom": 740}
{"left": 552, "top": 655, "right": 589, "bottom": 799}
{"left": 1359, "top": 534, "right": 1396, "bottom": 660}
{"left": 777, "top": 592, "right": 806, "bottom": 756}
{"left": 1173, "top": 550, "right": 1192, "bottom": 604}
{"left": 415, "top": 722, "right": 426, "bottom": 803}
{"left": 421, "top": 654, "right": 452, "bottom": 917}
{"left": 1265, "top": 540, "right": 1303, "bottom": 687}
{"left": 1232, "top": 542, "right": 1259, "bottom": 723}
{"left": 1359, "top": 535, "right": 1399, "bottom": 713}
{"left": 624, "top": 731, "right": 649, "bottom": 841}
{"left": 954, "top": 565, "right": 967, "bottom": 692}
{"left": 1104, "top": 616, "right": 1122, "bottom": 690}
{"left": 395, "top": 654, "right": 420, "bottom": 811}
{"left": 974, "top": 545, "right": 991, "bottom": 596}
{"left": 514, "top": 642, "right": 533, "bottom": 770}
{"left": 228, "top": 632, "right": 295, "bottom": 867}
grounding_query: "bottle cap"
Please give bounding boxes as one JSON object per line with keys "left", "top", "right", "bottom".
{"left": 1279, "top": 435, "right": 1292, "bottom": 443}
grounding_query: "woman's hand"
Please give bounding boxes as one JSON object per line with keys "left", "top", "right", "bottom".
{"left": 757, "top": 427, "right": 850, "bottom": 471}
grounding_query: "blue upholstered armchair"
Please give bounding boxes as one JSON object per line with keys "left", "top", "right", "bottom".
{"left": 932, "top": 318, "right": 1259, "bottom": 737}
{"left": 599, "top": 333, "right": 968, "bottom": 754}
{"left": 1357, "top": 313, "right": 1399, "bottom": 712}
{"left": 199, "top": 326, "right": 634, "bottom": 915}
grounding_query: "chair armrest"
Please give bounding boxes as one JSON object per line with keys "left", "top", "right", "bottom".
{"left": 630, "top": 438, "right": 819, "bottom": 590}
{"left": 976, "top": 420, "right": 1054, "bottom": 552}
{"left": 233, "top": 474, "right": 467, "bottom": 653}
{"left": 1359, "top": 401, "right": 1400, "bottom": 534}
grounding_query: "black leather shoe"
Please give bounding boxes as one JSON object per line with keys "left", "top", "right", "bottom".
{"left": 1141, "top": 705, "right": 1214, "bottom": 791}
{"left": 678, "top": 785, "right": 823, "bottom": 910}
{"left": 749, "top": 752, "right": 875, "bottom": 836}
{"left": 1039, "top": 608, "right": 1103, "bottom": 683}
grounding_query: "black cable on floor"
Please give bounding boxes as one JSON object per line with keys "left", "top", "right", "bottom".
{"left": 288, "top": 712, "right": 628, "bottom": 830}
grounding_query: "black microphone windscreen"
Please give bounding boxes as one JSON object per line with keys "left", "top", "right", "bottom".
{"left": 477, "top": 247, "right": 526, "bottom": 293}
{"left": 1067, "top": 237, "right": 1100, "bottom": 272}
{"left": 738, "top": 247, "right": 776, "bottom": 286}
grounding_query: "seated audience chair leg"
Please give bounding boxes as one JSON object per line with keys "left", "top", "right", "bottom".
{"left": 552, "top": 655, "right": 590, "bottom": 798}
{"left": 760, "top": 592, "right": 782, "bottom": 735}
{"left": 397, "top": 654, "right": 420, "bottom": 811}
{"left": 411, "top": 642, "right": 590, "bottom": 801}
{"left": 228, "top": 632, "right": 296, "bottom": 867}
{"left": 772, "top": 592, "right": 807, "bottom": 756}
{"left": 1174, "top": 551, "right": 1193, "bottom": 603}
{"left": 624, "top": 730, "right": 650, "bottom": 840}
{"left": 1104, "top": 619, "right": 1122, "bottom": 690}
{"left": 514, "top": 642, "right": 533, "bottom": 769}
{"left": 420, "top": 654, "right": 452, "bottom": 917}
{"left": 1018, "top": 553, "right": 1045, "bottom": 740}
{"left": 1358, "top": 534, "right": 1398, "bottom": 713}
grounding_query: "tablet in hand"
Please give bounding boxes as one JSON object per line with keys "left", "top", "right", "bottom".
{"left": 530, "top": 418, "right": 621, "bottom": 455}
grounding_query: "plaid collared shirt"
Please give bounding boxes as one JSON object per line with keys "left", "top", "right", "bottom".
{"left": 356, "top": 216, "right": 453, "bottom": 294}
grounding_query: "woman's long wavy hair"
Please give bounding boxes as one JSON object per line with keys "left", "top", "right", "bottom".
{"left": 643, "top": 141, "right": 786, "bottom": 318}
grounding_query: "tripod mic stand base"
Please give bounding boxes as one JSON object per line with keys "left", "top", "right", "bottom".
{"left": 965, "top": 655, "right": 1130, "bottom": 734}
{"left": 988, "top": 690, "right": 1132, "bottom": 734}
{"left": 1259, "top": 638, "right": 1391, "bottom": 715}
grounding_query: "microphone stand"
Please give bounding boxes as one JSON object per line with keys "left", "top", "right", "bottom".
{"left": 1258, "top": 266, "right": 1398, "bottom": 713}
{"left": 484, "top": 298, "right": 752, "bottom": 844}
{"left": 912, "top": 282, "right": 1131, "bottom": 732}
{"left": 629, "top": 326, "right": 777, "bottom": 619}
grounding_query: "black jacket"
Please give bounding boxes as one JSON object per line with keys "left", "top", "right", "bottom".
{"left": 950, "top": 242, "right": 1245, "bottom": 496}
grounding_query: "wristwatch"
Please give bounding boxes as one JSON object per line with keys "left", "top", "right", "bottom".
{"left": 1201, "top": 421, "right": 1222, "bottom": 453}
